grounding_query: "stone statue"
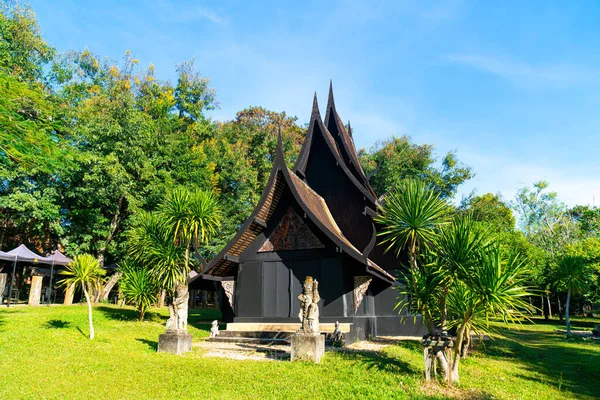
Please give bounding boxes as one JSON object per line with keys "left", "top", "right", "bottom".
{"left": 210, "top": 320, "right": 219, "bottom": 338}
{"left": 166, "top": 282, "right": 189, "bottom": 332}
{"left": 298, "top": 276, "right": 320, "bottom": 334}
{"left": 333, "top": 321, "right": 343, "bottom": 347}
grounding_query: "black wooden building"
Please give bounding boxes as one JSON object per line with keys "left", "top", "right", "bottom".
{"left": 190, "top": 83, "right": 426, "bottom": 340}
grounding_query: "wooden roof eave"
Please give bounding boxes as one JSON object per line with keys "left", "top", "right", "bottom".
{"left": 197, "top": 150, "right": 285, "bottom": 278}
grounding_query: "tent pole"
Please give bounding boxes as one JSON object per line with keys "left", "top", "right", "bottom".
{"left": 7, "top": 258, "right": 16, "bottom": 307}
{"left": 47, "top": 261, "right": 55, "bottom": 306}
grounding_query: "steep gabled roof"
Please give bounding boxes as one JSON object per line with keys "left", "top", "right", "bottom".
{"left": 293, "top": 93, "right": 378, "bottom": 204}
{"left": 197, "top": 135, "right": 394, "bottom": 283}
{"left": 323, "top": 82, "right": 376, "bottom": 197}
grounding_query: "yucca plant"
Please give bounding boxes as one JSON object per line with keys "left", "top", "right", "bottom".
{"left": 435, "top": 214, "right": 494, "bottom": 333}
{"left": 119, "top": 262, "right": 159, "bottom": 321}
{"left": 128, "top": 187, "right": 222, "bottom": 333}
{"left": 159, "top": 187, "right": 222, "bottom": 271}
{"left": 447, "top": 246, "right": 535, "bottom": 382}
{"left": 376, "top": 179, "right": 450, "bottom": 268}
{"left": 59, "top": 254, "right": 106, "bottom": 339}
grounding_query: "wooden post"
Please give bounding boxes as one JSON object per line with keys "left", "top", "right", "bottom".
{"left": 28, "top": 275, "right": 43, "bottom": 306}
{"left": 0, "top": 273, "right": 6, "bottom": 304}
{"left": 424, "top": 347, "right": 432, "bottom": 381}
{"left": 64, "top": 283, "right": 75, "bottom": 305}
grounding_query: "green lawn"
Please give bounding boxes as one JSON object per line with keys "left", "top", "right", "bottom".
{"left": 0, "top": 305, "right": 598, "bottom": 399}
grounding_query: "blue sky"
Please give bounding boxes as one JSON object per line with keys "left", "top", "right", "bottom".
{"left": 29, "top": 0, "right": 600, "bottom": 207}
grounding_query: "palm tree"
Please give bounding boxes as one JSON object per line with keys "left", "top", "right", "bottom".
{"left": 556, "top": 255, "right": 589, "bottom": 337}
{"left": 59, "top": 254, "right": 106, "bottom": 339}
{"left": 119, "top": 262, "right": 159, "bottom": 321}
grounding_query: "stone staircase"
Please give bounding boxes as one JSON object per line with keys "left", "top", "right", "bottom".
{"left": 208, "top": 322, "right": 351, "bottom": 345}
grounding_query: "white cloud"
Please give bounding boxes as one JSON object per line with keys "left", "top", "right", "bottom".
{"left": 445, "top": 54, "right": 598, "bottom": 86}
{"left": 455, "top": 149, "right": 600, "bottom": 207}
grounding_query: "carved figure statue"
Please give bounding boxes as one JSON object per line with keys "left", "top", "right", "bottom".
{"left": 333, "top": 321, "right": 343, "bottom": 347}
{"left": 167, "top": 282, "right": 189, "bottom": 332}
{"left": 210, "top": 320, "right": 219, "bottom": 338}
{"left": 298, "top": 276, "right": 320, "bottom": 334}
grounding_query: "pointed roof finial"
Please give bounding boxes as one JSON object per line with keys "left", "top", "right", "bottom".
{"left": 327, "top": 80, "right": 335, "bottom": 111}
{"left": 311, "top": 92, "right": 321, "bottom": 119}
{"left": 347, "top": 120, "right": 352, "bottom": 138}
{"left": 275, "top": 125, "right": 284, "bottom": 163}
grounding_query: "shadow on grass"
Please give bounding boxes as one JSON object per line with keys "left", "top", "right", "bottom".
{"left": 479, "top": 327, "right": 600, "bottom": 399}
{"left": 136, "top": 338, "right": 158, "bottom": 351}
{"left": 524, "top": 317, "right": 600, "bottom": 330}
{"left": 97, "top": 306, "right": 163, "bottom": 323}
{"left": 44, "top": 319, "right": 71, "bottom": 329}
{"left": 76, "top": 326, "right": 88, "bottom": 338}
{"left": 336, "top": 344, "right": 420, "bottom": 375}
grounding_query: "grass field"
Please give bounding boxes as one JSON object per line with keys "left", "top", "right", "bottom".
{"left": 0, "top": 305, "right": 598, "bottom": 399}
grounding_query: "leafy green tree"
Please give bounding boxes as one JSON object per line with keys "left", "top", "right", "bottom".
{"left": 512, "top": 181, "right": 577, "bottom": 257}
{"left": 359, "top": 136, "right": 473, "bottom": 198}
{"left": 570, "top": 205, "right": 600, "bottom": 238}
{"left": 460, "top": 193, "right": 515, "bottom": 232}
{"left": 118, "top": 262, "right": 159, "bottom": 321}
{"left": 0, "top": 3, "right": 55, "bottom": 82}
{"left": 58, "top": 254, "right": 106, "bottom": 339}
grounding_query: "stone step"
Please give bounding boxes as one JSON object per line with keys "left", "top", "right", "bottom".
{"left": 208, "top": 336, "right": 291, "bottom": 345}
{"left": 226, "top": 322, "right": 351, "bottom": 333}
{"left": 217, "top": 330, "right": 295, "bottom": 339}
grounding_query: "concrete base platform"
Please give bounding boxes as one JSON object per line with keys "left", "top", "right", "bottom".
{"left": 157, "top": 331, "right": 192, "bottom": 355}
{"left": 291, "top": 333, "right": 325, "bottom": 363}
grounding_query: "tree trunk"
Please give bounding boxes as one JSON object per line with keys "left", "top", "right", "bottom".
{"left": 461, "top": 327, "right": 471, "bottom": 358}
{"left": 547, "top": 294, "right": 552, "bottom": 318}
{"left": 439, "top": 288, "right": 448, "bottom": 336}
{"left": 158, "top": 290, "right": 166, "bottom": 308}
{"left": 565, "top": 288, "right": 572, "bottom": 337}
{"left": 558, "top": 295, "right": 564, "bottom": 323}
{"left": 91, "top": 278, "right": 103, "bottom": 303}
{"left": 83, "top": 284, "right": 95, "bottom": 340}
{"left": 97, "top": 196, "right": 125, "bottom": 270}
{"left": 64, "top": 283, "right": 75, "bottom": 305}
{"left": 101, "top": 272, "right": 122, "bottom": 301}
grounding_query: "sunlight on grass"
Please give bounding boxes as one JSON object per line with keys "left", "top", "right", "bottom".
{"left": 0, "top": 306, "right": 598, "bottom": 399}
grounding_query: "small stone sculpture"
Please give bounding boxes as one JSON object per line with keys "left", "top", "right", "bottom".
{"left": 298, "top": 276, "right": 320, "bottom": 334}
{"left": 210, "top": 320, "right": 219, "bottom": 338}
{"left": 333, "top": 321, "right": 343, "bottom": 347}
{"left": 166, "top": 282, "right": 189, "bottom": 332}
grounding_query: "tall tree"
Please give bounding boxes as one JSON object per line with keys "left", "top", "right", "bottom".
{"left": 556, "top": 255, "right": 590, "bottom": 337}
{"left": 359, "top": 136, "right": 473, "bottom": 198}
